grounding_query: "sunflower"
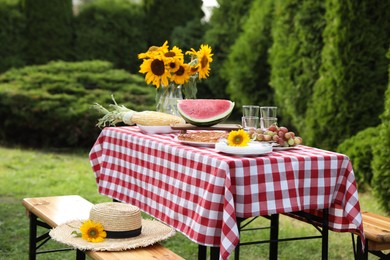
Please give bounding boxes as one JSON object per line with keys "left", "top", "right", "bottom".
{"left": 227, "top": 129, "right": 250, "bottom": 147}
{"left": 171, "top": 63, "right": 191, "bottom": 85}
{"left": 186, "top": 44, "right": 213, "bottom": 79}
{"left": 139, "top": 55, "right": 170, "bottom": 88}
{"left": 80, "top": 220, "right": 107, "bottom": 243}
{"left": 138, "top": 41, "right": 169, "bottom": 59}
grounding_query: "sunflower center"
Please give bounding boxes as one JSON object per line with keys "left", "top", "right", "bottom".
{"left": 233, "top": 136, "right": 243, "bottom": 144}
{"left": 175, "top": 66, "right": 185, "bottom": 76}
{"left": 151, "top": 59, "right": 165, "bottom": 76}
{"left": 88, "top": 228, "right": 99, "bottom": 238}
{"left": 165, "top": 51, "right": 176, "bottom": 58}
{"left": 169, "top": 62, "right": 177, "bottom": 70}
{"left": 200, "top": 55, "right": 209, "bottom": 68}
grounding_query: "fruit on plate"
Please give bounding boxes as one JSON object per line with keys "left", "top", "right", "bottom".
{"left": 177, "top": 99, "right": 235, "bottom": 127}
{"left": 247, "top": 124, "right": 302, "bottom": 147}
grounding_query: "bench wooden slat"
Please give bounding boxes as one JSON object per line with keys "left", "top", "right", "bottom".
{"left": 23, "top": 195, "right": 93, "bottom": 228}
{"left": 362, "top": 211, "right": 390, "bottom": 243}
{"left": 87, "top": 244, "right": 183, "bottom": 260}
{"left": 23, "top": 195, "right": 184, "bottom": 260}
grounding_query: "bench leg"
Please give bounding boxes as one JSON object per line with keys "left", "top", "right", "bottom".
{"left": 76, "top": 249, "right": 86, "bottom": 260}
{"left": 29, "top": 213, "right": 38, "bottom": 260}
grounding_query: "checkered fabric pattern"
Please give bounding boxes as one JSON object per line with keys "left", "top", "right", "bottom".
{"left": 89, "top": 126, "right": 365, "bottom": 260}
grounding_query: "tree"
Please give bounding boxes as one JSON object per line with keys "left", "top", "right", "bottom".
{"left": 372, "top": 48, "right": 390, "bottom": 213}
{"left": 222, "top": 0, "right": 275, "bottom": 111}
{"left": 74, "top": 0, "right": 146, "bottom": 73}
{"left": 23, "top": 0, "right": 74, "bottom": 65}
{"left": 269, "top": 0, "right": 326, "bottom": 132}
{"left": 305, "top": 0, "right": 390, "bottom": 150}
{"left": 143, "top": 0, "right": 204, "bottom": 47}
{"left": 203, "top": 0, "right": 253, "bottom": 99}
{"left": 0, "top": 0, "right": 26, "bottom": 72}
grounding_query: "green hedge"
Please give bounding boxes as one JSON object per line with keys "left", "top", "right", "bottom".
{"left": 338, "top": 48, "right": 390, "bottom": 213}
{"left": 269, "top": 0, "right": 325, "bottom": 131}
{"left": 74, "top": 0, "right": 147, "bottom": 73}
{"left": 372, "top": 50, "right": 390, "bottom": 213}
{"left": 305, "top": 0, "right": 390, "bottom": 150}
{"left": 0, "top": 0, "right": 26, "bottom": 73}
{"left": 337, "top": 127, "right": 379, "bottom": 191}
{"left": 203, "top": 0, "right": 253, "bottom": 100}
{"left": 0, "top": 60, "right": 155, "bottom": 148}
{"left": 23, "top": 0, "right": 74, "bottom": 65}
{"left": 223, "top": 0, "right": 274, "bottom": 110}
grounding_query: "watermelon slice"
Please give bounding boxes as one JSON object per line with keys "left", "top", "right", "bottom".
{"left": 177, "top": 99, "right": 235, "bottom": 126}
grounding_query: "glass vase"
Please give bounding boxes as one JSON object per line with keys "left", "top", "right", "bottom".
{"left": 156, "top": 82, "right": 183, "bottom": 116}
{"left": 182, "top": 75, "right": 197, "bottom": 99}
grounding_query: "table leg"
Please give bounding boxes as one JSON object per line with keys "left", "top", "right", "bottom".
{"left": 269, "top": 214, "right": 279, "bottom": 260}
{"left": 198, "top": 245, "right": 207, "bottom": 260}
{"left": 210, "top": 247, "right": 220, "bottom": 260}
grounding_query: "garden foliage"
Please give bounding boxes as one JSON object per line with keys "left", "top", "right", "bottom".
{"left": 269, "top": 0, "right": 325, "bottom": 131}
{"left": 143, "top": 0, "right": 204, "bottom": 47}
{"left": 338, "top": 48, "right": 390, "bottom": 213}
{"left": 23, "top": 0, "right": 74, "bottom": 65}
{"left": 337, "top": 127, "right": 379, "bottom": 190}
{"left": 223, "top": 0, "right": 274, "bottom": 110}
{"left": 0, "top": 0, "right": 25, "bottom": 73}
{"left": 0, "top": 61, "right": 155, "bottom": 148}
{"left": 305, "top": 0, "right": 390, "bottom": 150}
{"left": 372, "top": 51, "right": 390, "bottom": 213}
{"left": 74, "top": 0, "right": 147, "bottom": 74}
{"left": 203, "top": 0, "right": 253, "bottom": 100}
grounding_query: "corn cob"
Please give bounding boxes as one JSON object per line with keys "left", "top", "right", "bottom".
{"left": 131, "top": 111, "right": 185, "bottom": 126}
{"left": 92, "top": 95, "right": 185, "bottom": 127}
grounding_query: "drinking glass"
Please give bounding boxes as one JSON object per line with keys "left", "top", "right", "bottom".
{"left": 260, "top": 106, "right": 278, "bottom": 130}
{"left": 242, "top": 116, "right": 259, "bottom": 130}
{"left": 242, "top": 105, "right": 260, "bottom": 117}
{"left": 260, "top": 106, "right": 277, "bottom": 118}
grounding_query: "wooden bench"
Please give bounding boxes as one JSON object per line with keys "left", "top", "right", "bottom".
{"left": 284, "top": 210, "right": 390, "bottom": 259}
{"left": 353, "top": 211, "right": 390, "bottom": 259}
{"left": 22, "top": 195, "right": 184, "bottom": 260}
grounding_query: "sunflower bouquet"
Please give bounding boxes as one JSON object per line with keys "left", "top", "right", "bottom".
{"left": 138, "top": 41, "right": 213, "bottom": 99}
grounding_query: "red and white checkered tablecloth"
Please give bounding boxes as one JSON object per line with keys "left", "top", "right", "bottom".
{"left": 89, "top": 126, "right": 365, "bottom": 259}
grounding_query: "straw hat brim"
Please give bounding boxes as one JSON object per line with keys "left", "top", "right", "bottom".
{"left": 49, "top": 219, "right": 176, "bottom": 251}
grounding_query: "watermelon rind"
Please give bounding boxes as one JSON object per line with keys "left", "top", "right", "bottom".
{"left": 177, "top": 99, "right": 235, "bottom": 127}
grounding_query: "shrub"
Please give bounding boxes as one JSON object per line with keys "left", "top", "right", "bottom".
{"left": 203, "top": 0, "right": 253, "bottom": 100}
{"left": 0, "top": 60, "right": 155, "bottom": 148}
{"left": 74, "top": 0, "right": 147, "bottom": 73}
{"left": 223, "top": 0, "right": 274, "bottom": 110}
{"left": 371, "top": 50, "right": 390, "bottom": 213}
{"left": 336, "top": 127, "right": 379, "bottom": 190}
{"left": 0, "top": 0, "right": 26, "bottom": 72}
{"left": 305, "top": 0, "right": 390, "bottom": 150}
{"left": 23, "top": 0, "right": 74, "bottom": 65}
{"left": 269, "top": 0, "right": 325, "bottom": 131}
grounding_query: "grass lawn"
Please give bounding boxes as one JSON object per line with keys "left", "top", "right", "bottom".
{"left": 0, "top": 145, "right": 388, "bottom": 259}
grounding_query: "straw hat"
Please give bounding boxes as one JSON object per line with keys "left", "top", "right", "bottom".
{"left": 49, "top": 202, "right": 175, "bottom": 251}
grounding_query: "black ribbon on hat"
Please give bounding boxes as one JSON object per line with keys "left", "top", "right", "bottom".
{"left": 105, "top": 227, "right": 142, "bottom": 239}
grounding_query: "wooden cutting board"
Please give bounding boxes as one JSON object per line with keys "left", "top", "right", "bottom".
{"left": 171, "top": 123, "right": 242, "bottom": 133}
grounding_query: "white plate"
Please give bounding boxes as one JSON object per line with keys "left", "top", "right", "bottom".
{"left": 137, "top": 125, "right": 177, "bottom": 134}
{"left": 215, "top": 141, "right": 273, "bottom": 156}
{"left": 174, "top": 137, "right": 216, "bottom": 147}
{"left": 272, "top": 145, "right": 300, "bottom": 150}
